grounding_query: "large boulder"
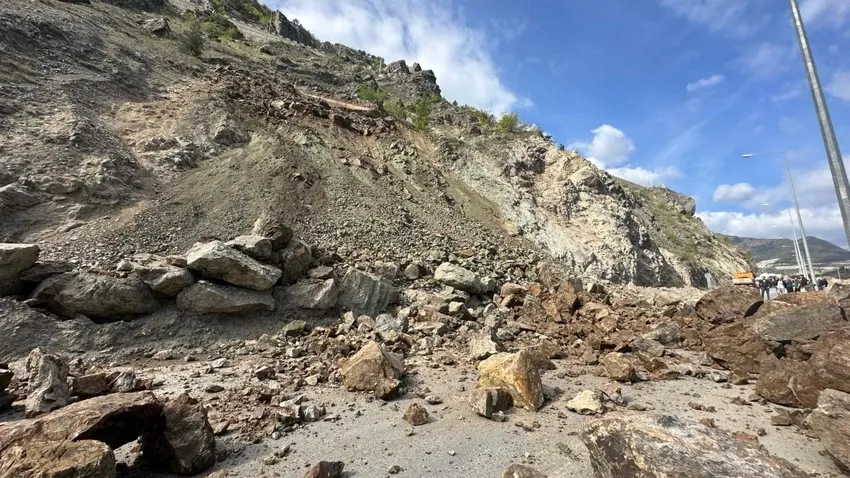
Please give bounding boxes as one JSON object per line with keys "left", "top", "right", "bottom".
{"left": 434, "top": 263, "right": 495, "bottom": 295}
{"left": 0, "top": 439, "right": 116, "bottom": 478}
{"left": 790, "top": 327, "right": 850, "bottom": 408}
{"left": 30, "top": 272, "right": 159, "bottom": 321}
{"left": 0, "top": 243, "right": 40, "bottom": 282}
{"left": 806, "top": 389, "right": 850, "bottom": 472}
{"left": 703, "top": 321, "right": 772, "bottom": 374}
{"left": 277, "top": 238, "right": 312, "bottom": 284}
{"left": 339, "top": 341, "right": 404, "bottom": 399}
{"left": 695, "top": 285, "right": 762, "bottom": 324}
{"left": 25, "top": 348, "right": 70, "bottom": 418}
{"left": 251, "top": 209, "right": 293, "bottom": 250}
{"left": 19, "top": 260, "right": 74, "bottom": 283}
{"left": 755, "top": 357, "right": 807, "bottom": 407}
{"left": 601, "top": 352, "right": 636, "bottom": 382}
{"left": 337, "top": 268, "right": 397, "bottom": 317}
{"left": 581, "top": 414, "right": 807, "bottom": 478}
{"left": 751, "top": 302, "right": 846, "bottom": 342}
{"left": 280, "top": 279, "right": 338, "bottom": 310}
{"left": 177, "top": 281, "right": 275, "bottom": 315}
{"left": 130, "top": 254, "right": 194, "bottom": 297}
{"left": 0, "top": 391, "right": 162, "bottom": 452}
{"left": 225, "top": 235, "right": 273, "bottom": 262}
{"left": 185, "top": 241, "right": 281, "bottom": 291}
{"left": 141, "top": 393, "right": 215, "bottom": 475}
{"left": 477, "top": 351, "right": 544, "bottom": 411}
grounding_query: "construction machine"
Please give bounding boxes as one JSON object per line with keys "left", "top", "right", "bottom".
{"left": 732, "top": 271, "right": 756, "bottom": 286}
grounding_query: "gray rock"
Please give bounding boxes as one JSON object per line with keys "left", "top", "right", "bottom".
{"left": 277, "top": 238, "right": 312, "bottom": 284}
{"left": 186, "top": 241, "right": 281, "bottom": 291}
{"left": 308, "top": 266, "right": 335, "bottom": 279}
{"left": 140, "top": 393, "right": 215, "bottom": 475}
{"left": 25, "top": 347, "right": 70, "bottom": 417}
{"left": 503, "top": 464, "right": 547, "bottom": 478}
{"left": 177, "top": 281, "right": 275, "bottom": 315}
{"left": 143, "top": 17, "right": 171, "bottom": 36}
{"left": 642, "top": 321, "right": 684, "bottom": 346}
{"left": 469, "top": 330, "right": 504, "bottom": 360}
{"left": 630, "top": 338, "right": 664, "bottom": 358}
{"left": 31, "top": 272, "right": 159, "bottom": 320}
{"left": 434, "top": 263, "right": 494, "bottom": 295}
{"left": 18, "top": 260, "right": 73, "bottom": 283}
{"left": 0, "top": 183, "right": 41, "bottom": 217}
{"left": 0, "top": 243, "right": 40, "bottom": 282}
{"left": 470, "top": 387, "right": 512, "bottom": 419}
{"left": 374, "top": 261, "right": 399, "bottom": 280}
{"left": 375, "top": 313, "right": 408, "bottom": 333}
{"left": 751, "top": 302, "right": 846, "bottom": 343}
{"left": 226, "top": 235, "right": 273, "bottom": 262}
{"left": 137, "top": 266, "right": 194, "bottom": 297}
{"left": 109, "top": 369, "right": 143, "bottom": 393}
{"left": 337, "top": 267, "right": 397, "bottom": 317}
{"left": 806, "top": 388, "right": 850, "bottom": 472}
{"left": 582, "top": 414, "right": 807, "bottom": 478}
{"left": 251, "top": 209, "right": 293, "bottom": 250}
{"left": 280, "top": 279, "right": 338, "bottom": 310}
{"left": 70, "top": 373, "right": 111, "bottom": 398}
{"left": 403, "top": 263, "right": 421, "bottom": 280}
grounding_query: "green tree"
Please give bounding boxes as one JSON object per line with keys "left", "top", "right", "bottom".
{"left": 497, "top": 112, "right": 520, "bottom": 133}
{"left": 178, "top": 21, "right": 205, "bottom": 57}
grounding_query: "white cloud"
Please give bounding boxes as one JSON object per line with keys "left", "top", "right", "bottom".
{"left": 712, "top": 160, "right": 841, "bottom": 210}
{"left": 659, "top": 0, "right": 751, "bottom": 34}
{"left": 272, "top": 0, "right": 524, "bottom": 113}
{"left": 800, "top": 0, "right": 850, "bottom": 28}
{"left": 568, "top": 125, "right": 682, "bottom": 186}
{"left": 567, "top": 124, "right": 635, "bottom": 168}
{"left": 739, "top": 42, "right": 793, "bottom": 78}
{"left": 607, "top": 166, "right": 684, "bottom": 187}
{"left": 826, "top": 71, "right": 850, "bottom": 102}
{"left": 713, "top": 182, "right": 758, "bottom": 203}
{"left": 698, "top": 207, "right": 848, "bottom": 248}
{"left": 771, "top": 83, "right": 804, "bottom": 103}
{"left": 686, "top": 74, "right": 725, "bottom": 92}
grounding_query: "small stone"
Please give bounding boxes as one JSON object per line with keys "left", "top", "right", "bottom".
{"left": 388, "top": 464, "right": 403, "bottom": 474}
{"left": 205, "top": 384, "right": 224, "bottom": 393}
{"left": 699, "top": 418, "right": 716, "bottom": 428}
{"left": 263, "top": 456, "right": 278, "bottom": 466}
{"left": 403, "top": 403, "right": 429, "bottom": 426}
{"left": 502, "top": 464, "right": 547, "bottom": 478}
{"left": 303, "top": 461, "right": 344, "bottom": 478}
{"left": 255, "top": 366, "right": 275, "bottom": 380}
{"left": 425, "top": 395, "right": 443, "bottom": 405}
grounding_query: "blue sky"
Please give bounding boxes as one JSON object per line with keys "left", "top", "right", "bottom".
{"left": 270, "top": 0, "right": 850, "bottom": 248}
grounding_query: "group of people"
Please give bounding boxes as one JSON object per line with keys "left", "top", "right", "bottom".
{"left": 756, "top": 275, "right": 829, "bottom": 300}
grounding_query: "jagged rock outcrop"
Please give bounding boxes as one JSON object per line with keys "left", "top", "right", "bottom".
{"left": 582, "top": 414, "right": 807, "bottom": 478}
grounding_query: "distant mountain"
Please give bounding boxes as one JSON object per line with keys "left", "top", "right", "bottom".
{"left": 724, "top": 235, "right": 850, "bottom": 266}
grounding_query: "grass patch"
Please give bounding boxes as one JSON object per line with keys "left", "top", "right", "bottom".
{"left": 200, "top": 14, "right": 243, "bottom": 41}
{"left": 178, "top": 21, "right": 205, "bottom": 57}
{"left": 356, "top": 86, "right": 388, "bottom": 102}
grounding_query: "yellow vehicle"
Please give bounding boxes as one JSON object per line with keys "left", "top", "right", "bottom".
{"left": 732, "top": 271, "right": 756, "bottom": 286}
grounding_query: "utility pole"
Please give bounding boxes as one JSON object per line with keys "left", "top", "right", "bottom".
{"left": 789, "top": 0, "right": 850, "bottom": 250}
{"left": 788, "top": 209, "right": 805, "bottom": 276}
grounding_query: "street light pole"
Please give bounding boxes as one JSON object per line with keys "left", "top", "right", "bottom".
{"left": 787, "top": 208, "right": 806, "bottom": 276}
{"left": 782, "top": 152, "right": 817, "bottom": 281}
{"left": 788, "top": 0, "right": 850, "bottom": 248}
{"left": 742, "top": 151, "right": 816, "bottom": 280}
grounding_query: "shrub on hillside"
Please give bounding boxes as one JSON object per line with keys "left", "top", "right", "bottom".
{"left": 496, "top": 112, "right": 520, "bottom": 133}
{"left": 178, "top": 21, "right": 205, "bottom": 57}
{"left": 357, "top": 86, "right": 388, "bottom": 102}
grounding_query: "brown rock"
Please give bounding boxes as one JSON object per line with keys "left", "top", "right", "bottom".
{"left": 581, "top": 414, "right": 807, "bottom": 478}
{"left": 402, "top": 403, "right": 429, "bottom": 426}
{"left": 695, "top": 285, "right": 762, "bottom": 324}
{"left": 0, "top": 391, "right": 162, "bottom": 453}
{"left": 791, "top": 327, "right": 850, "bottom": 408}
{"left": 252, "top": 209, "right": 294, "bottom": 250}
{"left": 339, "top": 341, "right": 404, "bottom": 399}
{"left": 503, "top": 463, "right": 547, "bottom": 477}
{"left": 303, "top": 461, "right": 344, "bottom": 478}
{"left": 470, "top": 387, "right": 513, "bottom": 419}
{"left": 805, "top": 389, "right": 850, "bottom": 471}
{"left": 71, "top": 373, "right": 111, "bottom": 398}
{"left": 751, "top": 302, "right": 846, "bottom": 343}
{"left": 0, "top": 439, "right": 116, "bottom": 478}
{"left": 141, "top": 393, "right": 215, "bottom": 475}
{"left": 477, "top": 351, "right": 544, "bottom": 411}
{"left": 755, "top": 357, "right": 806, "bottom": 407}
{"left": 703, "top": 322, "right": 772, "bottom": 374}
{"left": 601, "top": 352, "right": 635, "bottom": 382}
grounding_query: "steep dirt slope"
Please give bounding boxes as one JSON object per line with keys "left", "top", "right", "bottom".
{"left": 0, "top": 0, "right": 749, "bottom": 287}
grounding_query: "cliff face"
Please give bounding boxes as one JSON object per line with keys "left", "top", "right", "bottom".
{"left": 0, "top": 0, "right": 750, "bottom": 287}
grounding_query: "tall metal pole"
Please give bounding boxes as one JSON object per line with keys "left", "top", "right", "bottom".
{"left": 789, "top": 0, "right": 850, "bottom": 248}
{"left": 784, "top": 153, "right": 817, "bottom": 280}
{"left": 787, "top": 208, "right": 805, "bottom": 276}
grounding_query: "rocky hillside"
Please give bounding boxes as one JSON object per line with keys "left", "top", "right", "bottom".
{"left": 726, "top": 235, "right": 850, "bottom": 267}
{"left": 0, "top": 0, "right": 749, "bottom": 289}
